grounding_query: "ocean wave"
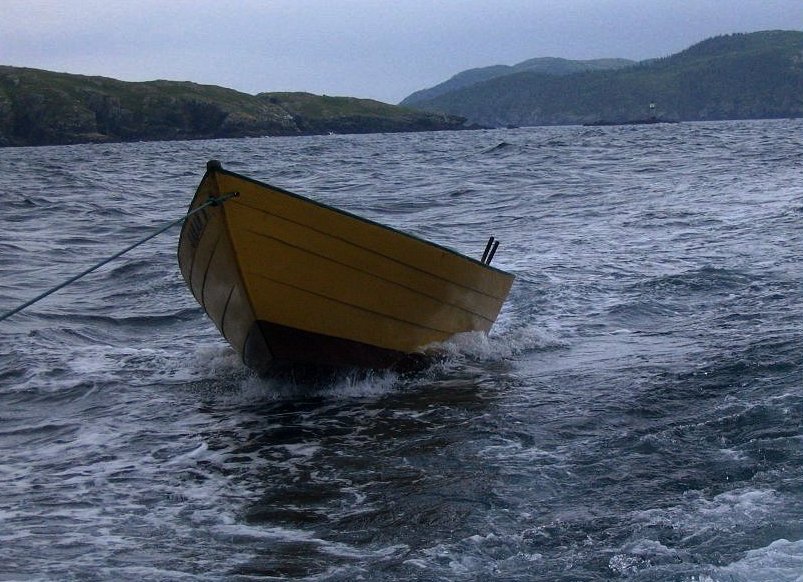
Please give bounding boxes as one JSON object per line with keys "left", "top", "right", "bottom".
{"left": 709, "top": 538, "right": 803, "bottom": 582}
{"left": 1, "top": 120, "right": 801, "bottom": 581}
{"left": 634, "top": 266, "right": 753, "bottom": 294}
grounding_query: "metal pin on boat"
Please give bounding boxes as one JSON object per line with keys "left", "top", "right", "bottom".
{"left": 486, "top": 239, "right": 500, "bottom": 265}
{"left": 482, "top": 236, "right": 495, "bottom": 263}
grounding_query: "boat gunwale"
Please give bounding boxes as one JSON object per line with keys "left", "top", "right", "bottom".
{"left": 211, "top": 165, "right": 516, "bottom": 281}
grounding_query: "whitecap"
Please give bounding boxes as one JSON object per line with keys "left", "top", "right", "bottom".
{"left": 711, "top": 539, "right": 803, "bottom": 582}
{"left": 435, "top": 324, "right": 564, "bottom": 363}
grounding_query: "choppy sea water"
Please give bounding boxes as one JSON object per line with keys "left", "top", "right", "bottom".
{"left": 0, "top": 119, "right": 801, "bottom": 581}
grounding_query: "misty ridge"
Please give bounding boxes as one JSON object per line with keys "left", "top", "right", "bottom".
{"left": 1, "top": 29, "right": 801, "bottom": 147}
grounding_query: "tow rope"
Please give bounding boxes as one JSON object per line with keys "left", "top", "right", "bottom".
{"left": 0, "top": 192, "right": 238, "bottom": 323}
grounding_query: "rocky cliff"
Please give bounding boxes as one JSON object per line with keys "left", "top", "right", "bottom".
{"left": 0, "top": 67, "right": 468, "bottom": 147}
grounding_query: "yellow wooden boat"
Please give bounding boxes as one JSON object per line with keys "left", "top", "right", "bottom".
{"left": 177, "top": 161, "right": 514, "bottom": 375}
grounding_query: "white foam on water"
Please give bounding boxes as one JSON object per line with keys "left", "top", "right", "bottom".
{"left": 200, "top": 364, "right": 408, "bottom": 405}
{"left": 634, "top": 487, "right": 783, "bottom": 533}
{"left": 718, "top": 447, "right": 750, "bottom": 461}
{"left": 68, "top": 346, "right": 121, "bottom": 375}
{"left": 435, "top": 324, "right": 564, "bottom": 365}
{"left": 613, "top": 488, "right": 797, "bottom": 579}
{"left": 694, "top": 488, "right": 782, "bottom": 523}
{"left": 163, "top": 441, "right": 212, "bottom": 465}
{"left": 275, "top": 442, "right": 322, "bottom": 458}
{"left": 707, "top": 539, "right": 803, "bottom": 582}
{"left": 184, "top": 344, "right": 244, "bottom": 377}
{"left": 478, "top": 435, "right": 564, "bottom": 466}
{"left": 18, "top": 339, "right": 242, "bottom": 393}
{"left": 317, "top": 369, "right": 403, "bottom": 399}
{"left": 74, "top": 321, "right": 559, "bottom": 406}
{"left": 411, "top": 529, "right": 550, "bottom": 580}
{"left": 211, "top": 522, "right": 322, "bottom": 543}
{"left": 135, "top": 342, "right": 245, "bottom": 386}
{"left": 609, "top": 538, "right": 683, "bottom": 576}
{"left": 609, "top": 552, "right": 651, "bottom": 576}
{"left": 98, "top": 564, "right": 209, "bottom": 581}
{"left": 210, "top": 521, "right": 409, "bottom": 564}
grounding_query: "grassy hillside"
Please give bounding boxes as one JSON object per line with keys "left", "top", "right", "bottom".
{"left": 0, "top": 67, "right": 467, "bottom": 147}
{"left": 405, "top": 31, "right": 803, "bottom": 126}
{"left": 258, "top": 92, "right": 462, "bottom": 134}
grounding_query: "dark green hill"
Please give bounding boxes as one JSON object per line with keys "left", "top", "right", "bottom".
{"left": 400, "top": 57, "right": 634, "bottom": 106}
{"left": 257, "top": 92, "right": 465, "bottom": 135}
{"left": 404, "top": 31, "right": 803, "bottom": 126}
{"left": 0, "top": 67, "right": 468, "bottom": 147}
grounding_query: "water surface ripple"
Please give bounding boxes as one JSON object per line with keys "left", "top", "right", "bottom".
{"left": 1, "top": 120, "right": 801, "bottom": 580}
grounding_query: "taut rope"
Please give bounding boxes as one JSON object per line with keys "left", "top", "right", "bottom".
{"left": 0, "top": 192, "right": 238, "bottom": 323}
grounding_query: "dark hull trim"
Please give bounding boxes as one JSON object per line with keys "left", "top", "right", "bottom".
{"left": 243, "top": 321, "right": 431, "bottom": 378}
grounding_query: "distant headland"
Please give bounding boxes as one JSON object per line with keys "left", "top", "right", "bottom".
{"left": 0, "top": 68, "right": 469, "bottom": 147}
{"left": 401, "top": 30, "right": 803, "bottom": 128}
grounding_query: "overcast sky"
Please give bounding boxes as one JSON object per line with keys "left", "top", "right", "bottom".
{"left": 2, "top": 1, "right": 802, "bottom": 104}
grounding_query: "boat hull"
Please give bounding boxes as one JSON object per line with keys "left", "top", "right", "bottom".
{"left": 177, "top": 161, "right": 514, "bottom": 374}
{"left": 243, "top": 320, "right": 428, "bottom": 376}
